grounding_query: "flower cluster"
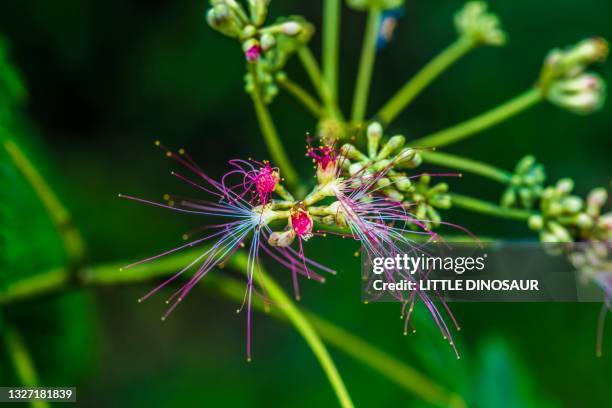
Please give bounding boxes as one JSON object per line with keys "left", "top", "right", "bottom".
{"left": 454, "top": 1, "right": 506, "bottom": 47}
{"left": 206, "top": 1, "right": 314, "bottom": 103}
{"left": 501, "top": 155, "right": 546, "bottom": 209}
{"left": 340, "top": 122, "right": 454, "bottom": 229}
{"left": 528, "top": 180, "right": 611, "bottom": 244}
{"left": 538, "top": 37, "right": 609, "bottom": 114}
{"left": 122, "top": 134, "right": 469, "bottom": 357}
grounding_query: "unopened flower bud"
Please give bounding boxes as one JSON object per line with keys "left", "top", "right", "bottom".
{"left": 393, "top": 176, "right": 412, "bottom": 191}
{"left": 207, "top": 4, "right": 244, "bottom": 38}
{"left": 376, "top": 135, "right": 405, "bottom": 160}
{"left": 268, "top": 229, "right": 296, "bottom": 247}
{"left": 349, "top": 162, "right": 365, "bottom": 176}
{"left": 248, "top": 0, "right": 270, "bottom": 27}
{"left": 260, "top": 33, "right": 276, "bottom": 51}
{"left": 367, "top": 122, "right": 383, "bottom": 159}
{"left": 561, "top": 196, "right": 583, "bottom": 213}
{"left": 383, "top": 188, "right": 404, "bottom": 202}
{"left": 243, "top": 39, "right": 263, "bottom": 61}
{"left": 430, "top": 195, "right": 452, "bottom": 209}
{"left": 547, "top": 73, "right": 606, "bottom": 115}
{"left": 394, "top": 148, "right": 421, "bottom": 169}
{"left": 341, "top": 144, "right": 368, "bottom": 162}
{"left": 454, "top": 2, "right": 506, "bottom": 47}
{"left": 280, "top": 21, "right": 301, "bottom": 36}
{"left": 556, "top": 178, "right": 574, "bottom": 194}
{"left": 575, "top": 213, "right": 594, "bottom": 229}
{"left": 290, "top": 206, "right": 314, "bottom": 240}
{"left": 588, "top": 187, "right": 608, "bottom": 208}
{"left": 599, "top": 213, "right": 612, "bottom": 230}
{"left": 528, "top": 214, "right": 544, "bottom": 231}
{"left": 548, "top": 221, "right": 573, "bottom": 243}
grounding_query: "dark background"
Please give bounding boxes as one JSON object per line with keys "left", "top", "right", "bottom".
{"left": 0, "top": 1, "right": 610, "bottom": 407}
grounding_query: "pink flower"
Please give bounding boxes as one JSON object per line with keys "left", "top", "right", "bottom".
{"left": 224, "top": 159, "right": 279, "bottom": 205}
{"left": 245, "top": 44, "right": 263, "bottom": 61}
{"left": 120, "top": 145, "right": 333, "bottom": 360}
{"left": 308, "top": 140, "right": 339, "bottom": 184}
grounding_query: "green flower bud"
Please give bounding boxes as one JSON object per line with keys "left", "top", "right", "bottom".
{"left": 207, "top": 3, "right": 244, "bottom": 38}
{"left": 260, "top": 33, "right": 276, "bottom": 51}
{"left": 376, "top": 135, "right": 405, "bottom": 160}
{"left": 349, "top": 162, "right": 365, "bottom": 176}
{"left": 248, "top": 0, "right": 270, "bottom": 27}
{"left": 345, "top": 0, "right": 404, "bottom": 12}
{"left": 393, "top": 176, "right": 412, "bottom": 192}
{"left": 454, "top": 2, "right": 506, "bottom": 47}
{"left": 556, "top": 178, "right": 574, "bottom": 194}
{"left": 268, "top": 229, "right": 296, "bottom": 247}
{"left": 367, "top": 122, "right": 383, "bottom": 159}
{"left": 383, "top": 188, "right": 404, "bottom": 202}
{"left": 561, "top": 196, "right": 583, "bottom": 213}
{"left": 547, "top": 73, "right": 606, "bottom": 115}
{"left": 575, "top": 213, "right": 594, "bottom": 229}
{"left": 548, "top": 221, "right": 572, "bottom": 243}
{"left": 341, "top": 144, "right": 368, "bottom": 162}
{"left": 394, "top": 148, "right": 421, "bottom": 169}
{"left": 528, "top": 214, "right": 544, "bottom": 231}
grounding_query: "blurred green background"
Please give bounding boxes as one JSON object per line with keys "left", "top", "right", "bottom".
{"left": 0, "top": 0, "right": 610, "bottom": 407}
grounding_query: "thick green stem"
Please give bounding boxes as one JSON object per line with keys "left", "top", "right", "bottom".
{"left": 450, "top": 193, "right": 534, "bottom": 221}
{"left": 421, "top": 151, "right": 512, "bottom": 184}
{"left": 376, "top": 37, "right": 474, "bottom": 126}
{"left": 0, "top": 250, "right": 468, "bottom": 407}
{"left": 249, "top": 64, "right": 299, "bottom": 188}
{"left": 351, "top": 7, "right": 381, "bottom": 122}
{"left": 2, "top": 323, "right": 50, "bottom": 408}
{"left": 277, "top": 75, "right": 324, "bottom": 117}
{"left": 412, "top": 88, "right": 543, "bottom": 148}
{"left": 323, "top": 0, "right": 341, "bottom": 103}
{"left": 230, "top": 254, "right": 354, "bottom": 408}
{"left": 298, "top": 47, "right": 343, "bottom": 120}
{"left": 213, "top": 275, "right": 466, "bottom": 408}
{"left": 2, "top": 136, "right": 86, "bottom": 263}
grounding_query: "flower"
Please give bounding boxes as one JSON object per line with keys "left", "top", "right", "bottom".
{"left": 454, "top": 2, "right": 506, "bottom": 47}
{"left": 538, "top": 37, "right": 609, "bottom": 114}
{"left": 308, "top": 141, "right": 338, "bottom": 185}
{"left": 290, "top": 205, "right": 314, "bottom": 240}
{"left": 547, "top": 73, "right": 606, "bottom": 115}
{"left": 120, "top": 144, "right": 333, "bottom": 359}
{"left": 224, "top": 159, "right": 281, "bottom": 205}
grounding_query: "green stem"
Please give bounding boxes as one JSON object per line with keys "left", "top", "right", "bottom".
{"left": 230, "top": 254, "right": 354, "bottom": 408}
{"left": 249, "top": 64, "right": 299, "bottom": 188}
{"left": 0, "top": 250, "right": 469, "bottom": 407}
{"left": 2, "top": 323, "right": 50, "bottom": 408}
{"left": 450, "top": 193, "right": 534, "bottom": 221}
{"left": 297, "top": 47, "right": 343, "bottom": 120}
{"left": 212, "top": 275, "right": 465, "bottom": 408}
{"left": 412, "top": 88, "right": 543, "bottom": 148}
{"left": 351, "top": 7, "right": 381, "bottom": 122}
{"left": 421, "top": 151, "right": 512, "bottom": 184}
{"left": 376, "top": 37, "right": 474, "bottom": 126}
{"left": 323, "top": 0, "right": 341, "bottom": 103}
{"left": 2, "top": 136, "right": 86, "bottom": 263}
{"left": 277, "top": 75, "right": 324, "bottom": 117}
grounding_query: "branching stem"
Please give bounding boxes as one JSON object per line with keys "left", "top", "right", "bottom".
{"left": 412, "top": 88, "right": 542, "bottom": 148}
{"left": 376, "top": 37, "right": 474, "bottom": 126}
{"left": 351, "top": 7, "right": 381, "bottom": 122}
